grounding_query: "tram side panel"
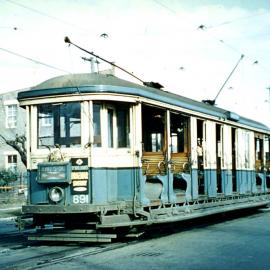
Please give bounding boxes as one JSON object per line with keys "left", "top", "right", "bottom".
{"left": 221, "top": 125, "right": 233, "bottom": 196}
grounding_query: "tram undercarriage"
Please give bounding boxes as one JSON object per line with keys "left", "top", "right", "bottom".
{"left": 19, "top": 193, "right": 270, "bottom": 243}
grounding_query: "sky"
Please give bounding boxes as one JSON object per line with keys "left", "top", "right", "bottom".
{"left": 1, "top": 0, "right": 270, "bottom": 127}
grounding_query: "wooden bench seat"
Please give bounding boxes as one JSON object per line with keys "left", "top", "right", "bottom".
{"left": 170, "top": 152, "right": 190, "bottom": 174}
{"left": 142, "top": 152, "right": 166, "bottom": 176}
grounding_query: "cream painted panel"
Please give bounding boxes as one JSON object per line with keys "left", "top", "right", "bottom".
{"left": 91, "top": 150, "right": 135, "bottom": 168}
{"left": 222, "top": 125, "right": 232, "bottom": 170}
{"left": 205, "top": 120, "right": 216, "bottom": 169}
{"left": 248, "top": 131, "right": 255, "bottom": 170}
{"left": 236, "top": 129, "right": 245, "bottom": 170}
{"left": 190, "top": 116, "right": 198, "bottom": 169}
{"left": 26, "top": 106, "right": 31, "bottom": 170}
{"left": 81, "top": 101, "right": 90, "bottom": 147}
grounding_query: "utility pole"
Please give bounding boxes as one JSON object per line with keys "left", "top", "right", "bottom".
{"left": 81, "top": 57, "right": 99, "bottom": 73}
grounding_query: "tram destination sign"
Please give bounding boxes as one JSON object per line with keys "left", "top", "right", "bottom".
{"left": 37, "top": 162, "right": 71, "bottom": 183}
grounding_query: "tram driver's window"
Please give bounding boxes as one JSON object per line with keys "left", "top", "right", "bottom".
{"left": 142, "top": 105, "right": 165, "bottom": 152}
{"left": 38, "top": 102, "right": 81, "bottom": 148}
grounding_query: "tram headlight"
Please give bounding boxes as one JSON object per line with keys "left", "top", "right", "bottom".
{"left": 48, "top": 187, "right": 64, "bottom": 203}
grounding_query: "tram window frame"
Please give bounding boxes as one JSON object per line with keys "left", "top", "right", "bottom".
{"left": 265, "top": 136, "right": 270, "bottom": 161}
{"left": 93, "top": 102, "right": 131, "bottom": 149}
{"left": 93, "top": 103, "right": 102, "bottom": 147}
{"left": 170, "top": 113, "right": 189, "bottom": 154}
{"left": 107, "top": 107, "right": 115, "bottom": 148}
{"left": 142, "top": 105, "right": 165, "bottom": 153}
{"left": 37, "top": 102, "right": 81, "bottom": 149}
{"left": 255, "top": 137, "right": 264, "bottom": 161}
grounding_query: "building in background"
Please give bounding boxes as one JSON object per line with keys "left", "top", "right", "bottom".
{"left": 0, "top": 89, "right": 27, "bottom": 175}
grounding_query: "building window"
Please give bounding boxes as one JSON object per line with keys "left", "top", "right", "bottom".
{"left": 6, "top": 104, "right": 17, "bottom": 128}
{"left": 6, "top": 155, "right": 17, "bottom": 172}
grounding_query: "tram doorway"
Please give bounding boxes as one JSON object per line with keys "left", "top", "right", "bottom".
{"left": 141, "top": 105, "right": 166, "bottom": 176}
{"left": 197, "top": 119, "right": 205, "bottom": 195}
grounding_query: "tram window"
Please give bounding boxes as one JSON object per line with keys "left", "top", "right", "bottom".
{"left": 38, "top": 102, "right": 81, "bottom": 148}
{"left": 106, "top": 104, "right": 130, "bottom": 149}
{"left": 142, "top": 106, "right": 165, "bottom": 152}
{"left": 93, "top": 104, "right": 101, "bottom": 147}
{"left": 255, "top": 137, "right": 263, "bottom": 161}
{"left": 107, "top": 108, "right": 114, "bottom": 148}
{"left": 170, "top": 113, "right": 189, "bottom": 153}
{"left": 265, "top": 136, "right": 270, "bottom": 161}
{"left": 117, "top": 107, "right": 130, "bottom": 148}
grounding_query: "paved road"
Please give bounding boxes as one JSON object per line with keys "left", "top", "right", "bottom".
{"left": 1, "top": 209, "right": 270, "bottom": 270}
{"left": 41, "top": 209, "right": 270, "bottom": 270}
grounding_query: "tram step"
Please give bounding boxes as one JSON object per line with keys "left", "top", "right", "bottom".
{"left": 28, "top": 231, "right": 117, "bottom": 242}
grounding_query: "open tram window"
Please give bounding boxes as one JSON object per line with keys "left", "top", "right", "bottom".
{"left": 255, "top": 134, "right": 264, "bottom": 173}
{"left": 197, "top": 119, "right": 205, "bottom": 195}
{"left": 170, "top": 113, "right": 189, "bottom": 154}
{"left": 142, "top": 105, "right": 165, "bottom": 152}
{"left": 38, "top": 102, "right": 81, "bottom": 148}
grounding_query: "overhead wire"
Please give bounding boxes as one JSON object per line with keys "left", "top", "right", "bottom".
{"left": 204, "top": 10, "right": 270, "bottom": 29}
{"left": 0, "top": 47, "right": 71, "bottom": 74}
{"left": 5, "top": 0, "right": 89, "bottom": 33}
{"left": 151, "top": 0, "right": 270, "bottom": 81}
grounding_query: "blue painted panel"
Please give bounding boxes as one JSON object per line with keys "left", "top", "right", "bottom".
{"left": 90, "top": 168, "right": 108, "bottom": 204}
{"left": 29, "top": 170, "right": 48, "bottom": 204}
{"left": 204, "top": 169, "right": 217, "bottom": 197}
{"left": 251, "top": 171, "right": 257, "bottom": 193}
{"left": 117, "top": 168, "right": 134, "bottom": 200}
{"left": 246, "top": 171, "right": 253, "bottom": 193}
{"left": 168, "top": 172, "right": 176, "bottom": 203}
{"left": 191, "top": 169, "right": 198, "bottom": 200}
{"left": 221, "top": 170, "right": 232, "bottom": 195}
{"left": 91, "top": 167, "right": 137, "bottom": 204}
{"left": 236, "top": 171, "right": 243, "bottom": 193}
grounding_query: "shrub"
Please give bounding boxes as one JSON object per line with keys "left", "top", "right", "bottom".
{"left": 0, "top": 170, "right": 17, "bottom": 186}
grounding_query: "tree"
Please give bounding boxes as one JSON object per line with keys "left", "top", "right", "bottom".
{"left": 0, "top": 134, "right": 27, "bottom": 167}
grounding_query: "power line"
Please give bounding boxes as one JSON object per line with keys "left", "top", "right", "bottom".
{"left": 151, "top": 0, "right": 270, "bottom": 76}
{"left": 205, "top": 11, "right": 270, "bottom": 29}
{"left": 0, "top": 47, "right": 70, "bottom": 74}
{"left": 5, "top": 0, "right": 88, "bottom": 33}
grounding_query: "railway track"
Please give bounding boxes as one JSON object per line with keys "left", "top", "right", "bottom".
{"left": 0, "top": 240, "right": 130, "bottom": 270}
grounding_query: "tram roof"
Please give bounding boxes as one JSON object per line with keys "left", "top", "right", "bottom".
{"left": 18, "top": 73, "right": 270, "bottom": 132}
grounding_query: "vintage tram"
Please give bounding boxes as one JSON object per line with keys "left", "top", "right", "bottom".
{"left": 17, "top": 73, "right": 270, "bottom": 242}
